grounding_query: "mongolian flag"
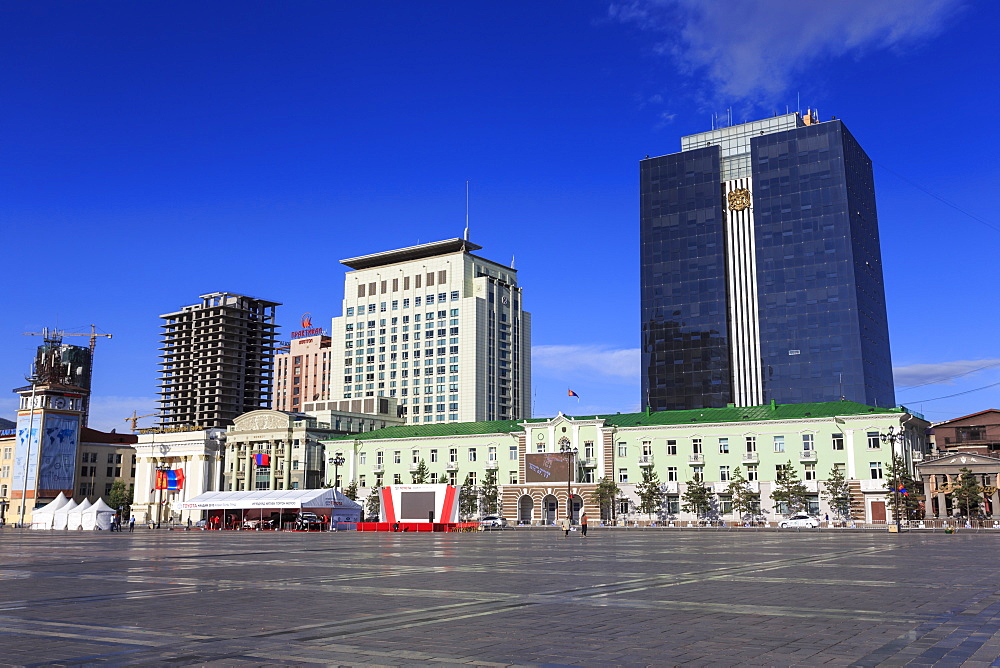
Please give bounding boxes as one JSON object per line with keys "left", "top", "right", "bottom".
{"left": 897, "top": 484, "right": 908, "bottom": 497}
{"left": 255, "top": 453, "right": 270, "bottom": 467}
{"left": 155, "top": 469, "right": 185, "bottom": 490}
{"left": 567, "top": 389, "right": 580, "bottom": 399}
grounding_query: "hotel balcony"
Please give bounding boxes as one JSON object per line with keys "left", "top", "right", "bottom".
{"left": 742, "top": 452, "right": 759, "bottom": 464}
{"left": 799, "top": 450, "right": 817, "bottom": 461}
{"left": 408, "top": 463, "right": 420, "bottom": 472}
{"left": 372, "top": 463, "right": 385, "bottom": 473}
{"left": 485, "top": 461, "right": 499, "bottom": 470}
{"left": 580, "top": 457, "right": 598, "bottom": 468}
{"left": 639, "top": 455, "right": 654, "bottom": 467}
{"left": 688, "top": 454, "right": 704, "bottom": 464}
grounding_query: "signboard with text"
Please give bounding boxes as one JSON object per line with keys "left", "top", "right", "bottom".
{"left": 524, "top": 453, "right": 573, "bottom": 483}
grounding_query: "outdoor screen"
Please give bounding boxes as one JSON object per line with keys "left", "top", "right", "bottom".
{"left": 399, "top": 491, "right": 437, "bottom": 521}
{"left": 524, "top": 453, "right": 572, "bottom": 483}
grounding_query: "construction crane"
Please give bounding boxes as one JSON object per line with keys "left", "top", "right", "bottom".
{"left": 23, "top": 325, "right": 113, "bottom": 427}
{"left": 125, "top": 410, "right": 158, "bottom": 433}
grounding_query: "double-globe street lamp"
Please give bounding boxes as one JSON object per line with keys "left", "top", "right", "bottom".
{"left": 881, "top": 425, "right": 907, "bottom": 528}
{"left": 559, "top": 441, "right": 578, "bottom": 523}
{"left": 329, "top": 454, "right": 345, "bottom": 491}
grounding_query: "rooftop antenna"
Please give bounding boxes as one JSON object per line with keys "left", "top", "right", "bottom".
{"left": 463, "top": 181, "right": 470, "bottom": 241}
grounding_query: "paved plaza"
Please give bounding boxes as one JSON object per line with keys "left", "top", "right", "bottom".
{"left": 0, "top": 528, "right": 999, "bottom": 667}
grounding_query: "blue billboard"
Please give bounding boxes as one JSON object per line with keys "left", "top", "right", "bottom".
{"left": 12, "top": 412, "right": 79, "bottom": 494}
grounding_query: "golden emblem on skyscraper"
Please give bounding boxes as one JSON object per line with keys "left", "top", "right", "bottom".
{"left": 728, "top": 188, "right": 751, "bottom": 211}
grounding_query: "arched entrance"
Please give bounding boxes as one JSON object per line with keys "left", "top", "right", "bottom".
{"left": 542, "top": 494, "right": 558, "bottom": 525}
{"left": 568, "top": 494, "right": 583, "bottom": 522}
{"left": 518, "top": 495, "right": 534, "bottom": 525}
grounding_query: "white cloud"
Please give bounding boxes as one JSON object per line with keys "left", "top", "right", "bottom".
{"left": 533, "top": 344, "right": 640, "bottom": 382}
{"left": 610, "top": 0, "right": 960, "bottom": 101}
{"left": 894, "top": 359, "right": 1000, "bottom": 389}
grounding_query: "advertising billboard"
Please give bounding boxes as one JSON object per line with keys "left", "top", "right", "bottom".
{"left": 524, "top": 452, "right": 573, "bottom": 483}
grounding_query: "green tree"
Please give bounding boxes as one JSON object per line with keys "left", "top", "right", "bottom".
{"left": 365, "top": 486, "right": 381, "bottom": 521}
{"left": 108, "top": 481, "right": 134, "bottom": 519}
{"left": 343, "top": 480, "right": 358, "bottom": 501}
{"left": 726, "top": 466, "right": 761, "bottom": 524}
{"left": 438, "top": 472, "right": 449, "bottom": 484}
{"left": 681, "top": 473, "right": 713, "bottom": 520}
{"left": 771, "top": 461, "right": 809, "bottom": 514}
{"left": 459, "top": 473, "right": 479, "bottom": 519}
{"left": 635, "top": 466, "right": 666, "bottom": 521}
{"left": 884, "top": 454, "right": 922, "bottom": 522}
{"left": 951, "top": 467, "right": 983, "bottom": 518}
{"left": 822, "top": 466, "right": 853, "bottom": 523}
{"left": 589, "top": 476, "right": 620, "bottom": 521}
{"left": 480, "top": 468, "right": 499, "bottom": 515}
{"left": 411, "top": 459, "right": 430, "bottom": 484}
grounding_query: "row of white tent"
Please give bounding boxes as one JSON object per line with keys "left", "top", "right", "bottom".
{"left": 31, "top": 492, "right": 118, "bottom": 531}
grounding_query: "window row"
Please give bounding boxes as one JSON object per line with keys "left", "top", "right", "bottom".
{"left": 614, "top": 431, "right": 884, "bottom": 457}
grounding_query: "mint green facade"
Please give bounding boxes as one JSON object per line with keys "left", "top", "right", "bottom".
{"left": 324, "top": 401, "right": 929, "bottom": 524}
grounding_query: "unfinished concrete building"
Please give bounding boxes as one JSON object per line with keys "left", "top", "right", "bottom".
{"left": 158, "top": 292, "right": 280, "bottom": 429}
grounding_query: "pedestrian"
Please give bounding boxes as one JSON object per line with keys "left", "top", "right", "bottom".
{"left": 128, "top": 516, "right": 135, "bottom": 533}
{"left": 580, "top": 513, "right": 588, "bottom": 537}
{"left": 561, "top": 516, "right": 570, "bottom": 537}
{"left": 824, "top": 513, "right": 829, "bottom": 523}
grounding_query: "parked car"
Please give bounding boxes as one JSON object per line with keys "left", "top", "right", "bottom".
{"left": 296, "top": 512, "right": 326, "bottom": 530}
{"left": 779, "top": 513, "right": 819, "bottom": 529}
{"left": 479, "top": 515, "right": 509, "bottom": 530}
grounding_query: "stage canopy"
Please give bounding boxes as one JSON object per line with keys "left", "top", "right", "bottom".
{"left": 180, "top": 489, "right": 361, "bottom": 512}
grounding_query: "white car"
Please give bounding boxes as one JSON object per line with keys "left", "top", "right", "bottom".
{"left": 479, "top": 515, "right": 509, "bottom": 530}
{"left": 779, "top": 513, "right": 819, "bottom": 529}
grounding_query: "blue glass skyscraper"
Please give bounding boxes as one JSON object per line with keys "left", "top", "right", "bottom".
{"left": 640, "top": 112, "right": 895, "bottom": 411}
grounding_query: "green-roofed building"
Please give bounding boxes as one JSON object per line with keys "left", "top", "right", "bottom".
{"left": 322, "top": 400, "right": 929, "bottom": 525}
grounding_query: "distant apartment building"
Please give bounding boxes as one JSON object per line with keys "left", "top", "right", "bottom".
{"left": 158, "top": 292, "right": 280, "bottom": 429}
{"left": 274, "top": 314, "right": 331, "bottom": 412}
{"left": 929, "top": 410, "right": 1000, "bottom": 457}
{"left": 75, "top": 427, "right": 137, "bottom": 504}
{"left": 330, "top": 238, "right": 531, "bottom": 425}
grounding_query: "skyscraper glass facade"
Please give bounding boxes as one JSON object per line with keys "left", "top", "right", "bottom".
{"left": 641, "top": 114, "right": 895, "bottom": 411}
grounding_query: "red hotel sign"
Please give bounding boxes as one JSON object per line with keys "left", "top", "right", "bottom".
{"left": 291, "top": 312, "right": 323, "bottom": 339}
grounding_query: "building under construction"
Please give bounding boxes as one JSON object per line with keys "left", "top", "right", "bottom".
{"left": 157, "top": 292, "right": 280, "bottom": 429}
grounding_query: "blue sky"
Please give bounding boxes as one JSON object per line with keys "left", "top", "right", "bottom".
{"left": 2, "top": 1, "right": 998, "bottom": 431}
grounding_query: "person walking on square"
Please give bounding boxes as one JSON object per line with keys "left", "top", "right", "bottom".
{"left": 128, "top": 516, "right": 135, "bottom": 533}
{"left": 580, "top": 513, "right": 588, "bottom": 537}
{"left": 561, "top": 516, "right": 570, "bottom": 537}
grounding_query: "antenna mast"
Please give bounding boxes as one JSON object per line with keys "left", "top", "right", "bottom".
{"left": 464, "top": 181, "right": 470, "bottom": 241}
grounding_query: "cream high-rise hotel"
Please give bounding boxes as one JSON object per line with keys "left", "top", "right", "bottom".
{"left": 330, "top": 238, "right": 531, "bottom": 424}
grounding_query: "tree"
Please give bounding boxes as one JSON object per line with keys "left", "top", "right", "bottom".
{"left": 365, "top": 486, "right": 381, "bottom": 521}
{"left": 822, "top": 466, "right": 853, "bottom": 523}
{"left": 437, "top": 472, "right": 449, "bottom": 484}
{"left": 589, "top": 477, "right": 620, "bottom": 521}
{"left": 726, "top": 466, "right": 761, "bottom": 524}
{"left": 951, "top": 467, "right": 983, "bottom": 518}
{"left": 681, "top": 473, "right": 713, "bottom": 520}
{"left": 635, "top": 466, "right": 666, "bottom": 521}
{"left": 343, "top": 480, "right": 358, "bottom": 501}
{"left": 770, "top": 461, "right": 809, "bottom": 514}
{"left": 108, "top": 481, "right": 134, "bottom": 519}
{"left": 480, "top": 468, "right": 499, "bottom": 515}
{"left": 884, "top": 454, "right": 922, "bottom": 522}
{"left": 411, "top": 459, "right": 430, "bottom": 484}
{"left": 459, "top": 473, "right": 479, "bottom": 519}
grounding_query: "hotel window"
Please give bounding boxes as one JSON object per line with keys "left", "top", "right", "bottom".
{"left": 467, "top": 471, "right": 476, "bottom": 485}
{"left": 618, "top": 468, "right": 628, "bottom": 483}
{"left": 584, "top": 441, "right": 594, "bottom": 459}
{"left": 376, "top": 451, "right": 383, "bottom": 465}
{"left": 438, "top": 270, "right": 447, "bottom": 283}
{"left": 346, "top": 307, "right": 354, "bottom": 316}
{"left": 618, "top": 442, "right": 627, "bottom": 457}
{"left": 488, "top": 446, "right": 497, "bottom": 461}
{"left": 718, "top": 438, "right": 729, "bottom": 454}
{"left": 509, "top": 445, "right": 518, "bottom": 460}
{"left": 430, "top": 449, "right": 438, "bottom": 463}
{"left": 667, "top": 466, "right": 678, "bottom": 482}
{"left": 692, "top": 438, "right": 702, "bottom": 455}
{"left": 536, "top": 443, "right": 545, "bottom": 453}
{"left": 745, "top": 436, "right": 756, "bottom": 453}
{"left": 642, "top": 441, "right": 652, "bottom": 457}
{"left": 832, "top": 433, "right": 844, "bottom": 450}
{"left": 719, "top": 466, "right": 730, "bottom": 482}
{"left": 666, "top": 440, "right": 677, "bottom": 455}
{"left": 359, "top": 475, "right": 366, "bottom": 487}
{"left": 746, "top": 465, "right": 758, "bottom": 481}
{"left": 451, "top": 291, "right": 459, "bottom": 300}
{"left": 509, "top": 471, "right": 518, "bottom": 484}
{"left": 773, "top": 435, "right": 785, "bottom": 453}
{"left": 449, "top": 448, "right": 458, "bottom": 463}
{"left": 802, "top": 433, "right": 815, "bottom": 451}
{"left": 468, "top": 448, "right": 477, "bottom": 462}
{"left": 412, "top": 449, "right": 419, "bottom": 464}
{"left": 870, "top": 461, "right": 883, "bottom": 479}
{"left": 393, "top": 473, "right": 401, "bottom": 484}
{"left": 804, "top": 463, "right": 817, "bottom": 481}
{"left": 867, "top": 432, "right": 881, "bottom": 449}
{"left": 359, "top": 452, "right": 366, "bottom": 465}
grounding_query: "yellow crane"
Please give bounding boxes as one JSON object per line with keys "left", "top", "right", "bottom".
{"left": 23, "top": 325, "right": 113, "bottom": 427}
{"left": 125, "top": 410, "right": 158, "bottom": 433}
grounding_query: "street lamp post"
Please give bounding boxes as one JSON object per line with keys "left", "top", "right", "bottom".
{"left": 329, "top": 454, "right": 345, "bottom": 491}
{"left": 559, "top": 442, "right": 578, "bottom": 523}
{"left": 881, "top": 425, "right": 907, "bottom": 529}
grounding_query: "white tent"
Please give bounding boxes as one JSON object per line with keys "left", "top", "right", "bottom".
{"left": 31, "top": 492, "right": 69, "bottom": 530}
{"left": 67, "top": 499, "right": 92, "bottom": 531}
{"left": 52, "top": 499, "right": 78, "bottom": 530}
{"left": 84, "top": 498, "right": 116, "bottom": 531}
{"left": 182, "top": 488, "right": 363, "bottom": 524}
